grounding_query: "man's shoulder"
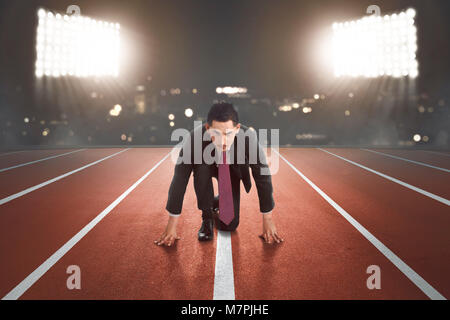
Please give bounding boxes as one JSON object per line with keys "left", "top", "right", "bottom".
{"left": 237, "top": 124, "right": 257, "bottom": 141}
{"left": 240, "top": 124, "right": 249, "bottom": 130}
{"left": 237, "top": 124, "right": 257, "bottom": 135}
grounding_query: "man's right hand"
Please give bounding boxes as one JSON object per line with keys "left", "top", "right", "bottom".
{"left": 154, "top": 215, "right": 181, "bottom": 247}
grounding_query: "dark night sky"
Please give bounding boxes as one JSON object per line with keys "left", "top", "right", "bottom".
{"left": 1, "top": 0, "right": 449, "bottom": 105}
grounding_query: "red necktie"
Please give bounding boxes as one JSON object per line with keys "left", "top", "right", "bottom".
{"left": 218, "top": 150, "right": 234, "bottom": 225}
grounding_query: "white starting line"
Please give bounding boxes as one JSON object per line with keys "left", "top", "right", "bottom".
{"left": 274, "top": 149, "right": 446, "bottom": 300}
{"left": 0, "top": 150, "right": 28, "bottom": 157}
{"left": 213, "top": 230, "right": 235, "bottom": 300}
{"left": 424, "top": 150, "right": 450, "bottom": 158}
{"left": 361, "top": 149, "right": 450, "bottom": 173}
{"left": 2, "top": 151, "right": 171, "bottom": 300}
{"left": 0, "top": 149, "right": 86, "bottom": 173}
{"left": 0, "top": 149, "right": 129, "bottom": 206}
{"left": 319, "top": 148, "right": 450, "bottom": 207}
{"left": 2, "top": 147, "right": 447, "bottom": 300}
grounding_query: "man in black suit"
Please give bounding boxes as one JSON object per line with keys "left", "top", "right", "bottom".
{"left": 155, "top": 103, "right": 283, "bottom": 246}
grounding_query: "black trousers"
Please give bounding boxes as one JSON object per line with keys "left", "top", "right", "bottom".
{"left": 193, "top": 163, "right": 241, "bottom": 231}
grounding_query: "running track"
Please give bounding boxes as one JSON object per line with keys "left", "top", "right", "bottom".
{"left": 0, "top": 147, "right": 448, "bottom": 300}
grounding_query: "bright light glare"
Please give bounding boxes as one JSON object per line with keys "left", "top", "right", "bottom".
{"left": 332, "top": 8, "right": 418, "bottom": 78}
{"left": 109, "top": 104, "right": 122, "bottom": 117}
{"left": 185, "top": 108, "right": 194, "bottom": 118}
{"left": 109, "top": 109, "right": 119, "bottom": 116}
{"left": 406, "top": 8, "right": 416, "bottom": 18}
{"left": 278, "top": 105, "right": 292, "bottom": 112}
{"left": 35, "top": 8, "right": 121, "bottom": 78}
{"left": 216, "top": 87, "right": 248, "bottom": 95}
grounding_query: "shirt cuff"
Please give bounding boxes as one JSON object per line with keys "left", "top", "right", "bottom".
{"left": 168, "top": 212, "right": 180, "bottom": 217}
{"left": 261, "top": 210, "right": 272, "bottom": 215}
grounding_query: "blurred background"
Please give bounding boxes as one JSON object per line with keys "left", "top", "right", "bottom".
{"left": 0, "top": 0, "right": 449, "bottom": 149}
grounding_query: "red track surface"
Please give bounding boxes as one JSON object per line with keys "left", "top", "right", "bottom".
{"left": 0, "top": 147, "right": 448, "bottom": 300}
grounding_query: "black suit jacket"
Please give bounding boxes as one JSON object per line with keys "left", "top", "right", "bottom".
{"left": 165, "top": 123, "right": 275, "bottom": 215}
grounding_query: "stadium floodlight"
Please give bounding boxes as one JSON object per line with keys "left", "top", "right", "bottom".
{"left": 331, "top": 8, "right": 418, "bottom": 78}
{"left": 35, "top": 8, "right": 121, "bottom": 78}
{"left": 216, "top": 87, "right": 248, "bottom": 95}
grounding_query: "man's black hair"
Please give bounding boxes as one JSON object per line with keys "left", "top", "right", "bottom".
{"left": 207, "top": 102, "right": 239, "bottom": 126}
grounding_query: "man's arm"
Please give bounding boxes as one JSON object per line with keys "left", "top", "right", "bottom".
{"left": 247, "top": 130, "right": 283, "bottom": 244}
{"left": 165, "top": 141, "right": 193, "bottom": 216}
{"left": 156, "top": 137, "right": 193, "bottom": 246}
{"left": 248, "top": 130, "right": 275, "bottom": 213}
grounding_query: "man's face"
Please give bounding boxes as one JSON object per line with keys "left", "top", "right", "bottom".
{"left": 206, "top": 120, "right": 241, "bottom": 151}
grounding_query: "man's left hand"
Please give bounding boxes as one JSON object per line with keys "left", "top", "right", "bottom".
{"left": 259, "top": 213, "right": 284, "bottom": 244}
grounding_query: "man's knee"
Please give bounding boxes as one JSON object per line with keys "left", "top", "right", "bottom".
{"left": 193, "top": 165, "right": 213, "bottom": 188}
{"left": 193, "top": 164, "right": 211, "bottom": 177}
{"left": 193, "top": 165, "right": 214, "bottom": 211}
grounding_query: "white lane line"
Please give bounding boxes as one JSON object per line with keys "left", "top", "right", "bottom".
{"left": 213, "top": 230, "right": 235, "bottom": 300}
{"left": 0, "top": 149, "right": 129, "bottom": 206}
{"left": 318, "top": 148, "right": 450, "bottom": 207}
{"left": 424, "top": 151, "right": 450, "bottom": 158}
{"left": 361, "top": 149, "right": 450, "bottom": 173}
{"left": 0, "top": 149, "right": 86, "bottom": 173}
{"left": 1, "top": 151, "right": 171, "bottom": 300}
{"left": 274, "top": 149, "right": 446, "bottom": 300}
{"left": 0, "top": 151, "right": 27, "bottom": 157}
